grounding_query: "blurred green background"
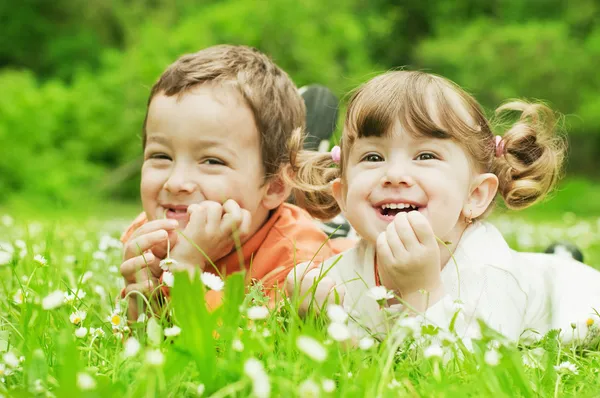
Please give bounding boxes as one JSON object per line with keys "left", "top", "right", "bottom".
{"left": 1, "top": 0, "right": 599, "bottom": 218}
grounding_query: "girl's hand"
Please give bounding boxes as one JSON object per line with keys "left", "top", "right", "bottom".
{"left": 376, "top": 211, "right": 442, "bottom": 309}
{"left": 286, "top": 262, "right": 346, "bottom": 315}
{"left": 170, "top": 199, "right": 251, "bottom": 272}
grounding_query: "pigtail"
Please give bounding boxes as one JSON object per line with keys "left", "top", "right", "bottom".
{"left": 491, "top": 101, "right": 566, "bottom": 210}
{"left": 284, "top": 128, "right": 341, "bottom": 220}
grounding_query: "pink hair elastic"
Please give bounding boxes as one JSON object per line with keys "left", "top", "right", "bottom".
{"left": 331, "top": 145, "right": 341, "bottom": 164}
{"left": 495, "top": 135, "right": 505, "bottom": 157}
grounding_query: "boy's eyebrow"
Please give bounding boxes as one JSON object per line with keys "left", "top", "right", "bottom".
{"left": 146, "top": 135, "right": 170, "bottom": 145}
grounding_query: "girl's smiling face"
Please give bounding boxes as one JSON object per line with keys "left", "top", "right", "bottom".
{"left": 334, "top": 121, "right": 475, "bottom": 245}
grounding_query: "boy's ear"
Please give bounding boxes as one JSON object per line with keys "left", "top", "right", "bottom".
{"left": 465, "top": 173, "right": 498, "bottom": 219}
{"left": 261, "top": 173, "right": 292, "bottom": 210}
{"left": 331, "top": 178, "right": 347, "bottom": 213}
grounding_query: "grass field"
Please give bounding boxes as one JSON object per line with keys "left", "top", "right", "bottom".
{"left": 1, "top": 178, "right": 600, "bottom": 397}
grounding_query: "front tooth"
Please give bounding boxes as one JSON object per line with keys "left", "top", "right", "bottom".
{"left": 390, "top": 203, "right": 398, "bottom": 209}
{"left": 397, "top": 203, "right": 406, "bottom": 209}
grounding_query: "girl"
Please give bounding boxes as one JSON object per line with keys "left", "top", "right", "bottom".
{"left": 287, "top": 71, "right": 600, "bottom": 343}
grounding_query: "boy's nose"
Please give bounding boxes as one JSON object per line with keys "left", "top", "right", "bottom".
{"left": 164, "top": 168, "right": 196, "bottom": 194}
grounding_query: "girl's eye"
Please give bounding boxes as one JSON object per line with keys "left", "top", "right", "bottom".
{"left": 202, "top": 158, "right": 226, "bottom": 166}
{"left": 362, "top": 153, "right": 384, "bottom": 162}
{"left": 416, "top": 153, "right": 437, "bottom": 161}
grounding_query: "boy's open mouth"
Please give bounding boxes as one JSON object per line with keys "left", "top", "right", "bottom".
{"left": 163, "top": 205, "right": 189, "bottom": 220}
{"left": 376, "top": 202, "right": 421, "bottom": 219}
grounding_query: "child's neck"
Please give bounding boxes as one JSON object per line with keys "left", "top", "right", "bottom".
{"left": 439, "top": 222, "right": 469, "bottom": 270}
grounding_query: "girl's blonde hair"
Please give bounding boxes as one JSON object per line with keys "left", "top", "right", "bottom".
{"left": 289, "top": 71, "right": 566, "bottom": 221}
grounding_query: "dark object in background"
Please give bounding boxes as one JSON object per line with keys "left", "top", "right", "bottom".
{"left": 544, "top": 242, "right": 584, "bottom": 263}
{"left": 299, "top": 84, "right": 339, "bottom": 151}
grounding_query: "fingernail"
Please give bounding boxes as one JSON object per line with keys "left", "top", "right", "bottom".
{"left": 168, "top": 220, "right": 179, "bottom": 227}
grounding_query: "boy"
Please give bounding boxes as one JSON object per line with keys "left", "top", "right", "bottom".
{"left": 119, "top": 45, "right": 352, "bottom": 318}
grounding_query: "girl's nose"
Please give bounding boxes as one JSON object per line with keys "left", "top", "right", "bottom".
{"left": 380, "top": 164, "right": 415, "bottom": 187}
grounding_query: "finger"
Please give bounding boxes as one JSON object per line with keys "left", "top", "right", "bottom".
{"left": 124, "top": 229, "right": 169, "bottom": 261}
{"left": 151, "top": 230, "right": 178, "bottom": 259}
{"left": 407, "top": 211, "right": 436, "bottom": 246}
{"left": 203, "top": 201, "right": 223, "bottom": 234}
{"left": 286, "top": 262, "right": 318, "bottom": 289}
{"left": 129, "top": 219, "right": 179, "bottom": 240}
{"left": 120, "top": 251, "right": 155, "bottom": 282}
{"left": 124, "top": 277, "right": 160, "bottom": 297}
{"left": 298, "top": 270, "right": 333, "bottom": 314}
{"left": 393, "top": 212, "right": 420, "bottom": 251}
{"left": 222, "top": 199, "right": 243, "bottom": 226}
{"left": 238, "top": 209, "right": 252, "bottom": 238}
{"left": 376, "top": 231, "right": 393, "bottom": 264}
{"left": 186, "top": 203, "right": 207, "bottom": 234}
{"left": 126, "top": 297, "right": 141, "bottom": 323}
{"left": 385, "top": 217, "right": 406, "bottom": 259}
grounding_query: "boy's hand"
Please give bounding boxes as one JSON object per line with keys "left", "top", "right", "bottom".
{"left": 170, "top": 199, "right": 251, "bottom": 271}
{"left": 285, "top": 262, "right": 346, "bottom": 315}
{"left": 376, "top": 211, "right": 442, "bottom": 309}
{"left": 120, "top": 219, "right": 179, "bottom": 319}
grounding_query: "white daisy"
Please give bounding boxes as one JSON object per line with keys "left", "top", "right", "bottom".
{"left": 484, "top": 349, "right": 501, "bottom": 367}
{"left": 358, "top": 337, "right": 375, "bottom": 350}
{"left": 367, "top": 286, "right": 394, "bottom": 302}
{"left": 247, "top": 306, "right": 269, "bottom": 320}
{"left": 201, "top": 272, "right": 224, "bottom": 291}
{"left": 232, "top": 339, "right": 244, "bottom": 352}
{"left": 13, "top": 289, "right": 25, "bottom": 305}
{"left": 327, "top": 322, "right": 351, "bottom": 342}
{"left": 75, "top": 327, "right": 88, "bottom": 339}
{"left": 554, "top": 361, "right": 578, "bottom": 375}
{"left": 326, "top": 304, "right": 348, "bottom": 324}
{"left": 162, "top": 271, "right": 174, "bottom": 287}
{"left": 107, "top": 308, "right": 124, "bottom": 330}
{"left": 423, "top": 343, "right": 444, "bottom": 359}
{"left": 164, "top": 326, "right": 181, "bottom": 337}
{"left": 244, "top": 358, "right": 270, "bottom": 398}
{"left": 159, "top": 258, "right": 178, "bottom": 271}
{"left": 0, "top": 250, "right": 11, "bottom": 266}
{"left": 81, "top": 271, "right": 93, "bottom": 284}
{"left": 42, "top": 290, "right": 65, "bottom": 310}
{"left": 124, "top": 337, "right": 141, "bottom": 358}
{"left": 322, "top": 379, "right": 336, "bottom": 393}
{"left": 296, "top": 336, "right": 327, "bottom": 362}
{"left": 298, "top": 379, "right": 320, "bottom": 397}
{"left": 33, "top": 254, "right": 47, "bottom": 266}
{"left": 3, "top": 352, "right": 19, "bottom": 369}
{"left": 69, "top": 310, "right": 87, "bottom": 325}
{"left": 77, "top": 372, "right": 96, "bottom": 390}
{"left": 145, "top": 349, "right": 164, "bottom": 367}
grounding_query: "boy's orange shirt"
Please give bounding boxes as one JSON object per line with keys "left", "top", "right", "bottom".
{"left": 120, "top": 203, "right": 354, "bottom": 310}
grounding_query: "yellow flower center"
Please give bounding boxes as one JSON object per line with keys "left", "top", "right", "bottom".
{"left": 111, "top": 315, "right": 121, "bottom": 326}
{"left": 73, "top": 316, "right": 81, "bottom": 324}
{"left": 587, "top": 318, "right": 594, "bottom": 327}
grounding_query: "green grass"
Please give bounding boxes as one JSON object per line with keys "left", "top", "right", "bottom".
{"left": 1, "top": 178, "right": 600, "bottom": 397}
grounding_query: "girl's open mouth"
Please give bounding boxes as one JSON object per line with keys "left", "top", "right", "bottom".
{"left": 376, "top": 203, "right": 421, "bottom": 221}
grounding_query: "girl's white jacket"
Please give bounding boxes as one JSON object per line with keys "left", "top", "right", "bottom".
{"left": 316, "top": 221, "right": 600, "bottom": 342}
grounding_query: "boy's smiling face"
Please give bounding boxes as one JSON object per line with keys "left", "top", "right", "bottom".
{"left": 141, "top": 83, "right": 276, "bottom": 236}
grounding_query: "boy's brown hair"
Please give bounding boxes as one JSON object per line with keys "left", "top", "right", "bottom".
{"left": 143, "top": 44, "right": 305, "bottom": 180}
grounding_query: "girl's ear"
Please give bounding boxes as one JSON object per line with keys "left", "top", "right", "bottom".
{"left": 331, "top": 178, "right": 347, "bottom": 212}
{"left": 464, "top": 173, "right": 499, "bottom": 219}
{"left": 261, "top": 173, "right": 292, "bottom": 210}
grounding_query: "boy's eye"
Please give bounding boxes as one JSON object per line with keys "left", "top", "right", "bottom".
{"left": 148, "top": 153, "right": 171, "bottom": 161}
{"left": 416, "top": 152, "right": 437, "bottom": 161}
{"left": 362, "top": 153, "right": 384, "bottom": 162}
